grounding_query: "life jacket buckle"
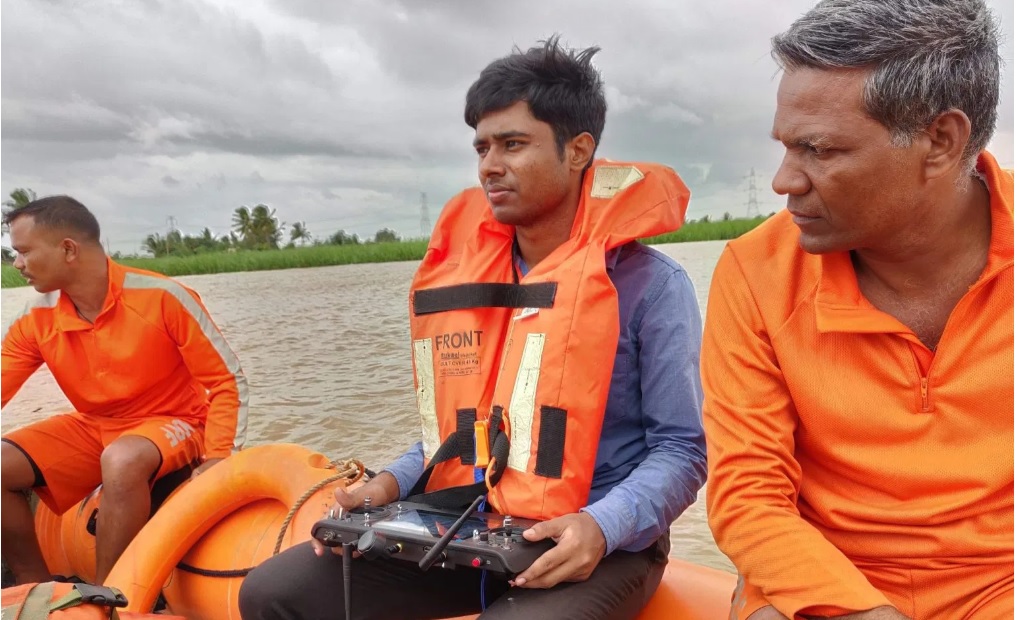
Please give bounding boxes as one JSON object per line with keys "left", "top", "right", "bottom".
{"left": 72, "top": 584, "right": 129, "bottom": 608}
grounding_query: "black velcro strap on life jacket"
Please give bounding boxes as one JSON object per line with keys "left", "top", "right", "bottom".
{"left": 489, "top": 405, "right": 504, "bottom": 436}
{"left": 408, "top": 431, "right": 467, "bottom": 498}
{"left": 413, "top": 282, "right": 557, "bottom": 315}
{"left": 457, "top": 408, "right": 477, "bottom": 466}
{"left": 534, "top": 406, "right": 567, "bottom": 479}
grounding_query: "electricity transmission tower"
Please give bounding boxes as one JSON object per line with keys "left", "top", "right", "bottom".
{"left": 745, "top": 168, "right": 760, "bottom": 218}
{"left": 166, "top": 216, "right": 178, "bottom": 255}
{"left": 420, "top": 192, "right": 431, "bottom": 237}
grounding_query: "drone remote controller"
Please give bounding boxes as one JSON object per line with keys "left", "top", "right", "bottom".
{"left": 311, "top": 499, "right": 554, "bottom": 577}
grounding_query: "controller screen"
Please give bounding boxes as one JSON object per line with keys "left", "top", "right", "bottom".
{"left": 375, "top": 509, "right": 491, "bottom": 540}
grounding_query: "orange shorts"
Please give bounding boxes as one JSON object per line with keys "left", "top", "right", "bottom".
{"left": 2, "top": 412, "right": 204, "bottom": 514}
{"left": 736, "top": 561, "right": 1013, "bottom": 619}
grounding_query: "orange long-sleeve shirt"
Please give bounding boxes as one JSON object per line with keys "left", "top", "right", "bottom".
{"left": 703, "top": 152, "right": 1014, "bottom": 618}
{"left": 1, "top": 259, "right": 249, "bottom": 459}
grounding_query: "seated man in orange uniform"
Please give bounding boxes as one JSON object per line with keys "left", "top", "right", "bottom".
{"left": 1, "top": 196, "right": 249, "bottom": 585}
{"left": 703, "top": 1, "right": 1013, "bottom": 619}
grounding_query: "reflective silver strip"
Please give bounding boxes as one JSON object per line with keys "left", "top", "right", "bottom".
{"left": 1, "top": 291, "right": 60, "bottom": 343}
{"left": 123, "top": 273, "right": 249, "bottom": 452}
{"left": 413, "top": 337, "right": 439, "bottom": 460}
{"left": 506, "top": 333, "right": 545, "bottom": 473}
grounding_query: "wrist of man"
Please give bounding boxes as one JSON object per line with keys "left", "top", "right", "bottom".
{"left": 579, "top": 505, "right": 621, "bottom": 556}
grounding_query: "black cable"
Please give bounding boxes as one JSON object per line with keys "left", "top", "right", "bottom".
{"left": 343, "top": 543, "right": 353, "bottom": 620}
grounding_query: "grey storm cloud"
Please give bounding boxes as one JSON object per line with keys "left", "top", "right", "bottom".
{"left": 2, "top": 0, "right": 1013, "bottom": 253}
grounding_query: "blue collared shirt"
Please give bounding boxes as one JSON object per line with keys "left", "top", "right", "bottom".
{"left": 385, "top": 241, "right": 707, "bottom": 554}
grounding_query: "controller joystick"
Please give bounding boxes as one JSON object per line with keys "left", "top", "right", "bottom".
{"left": 347, "top": 496, "right": 390, "bottom": 523}
{"left": 487, "top": 526, "right": 527, "bottom": 548}
{"left": 348, "top": 497, "right": 381, "bottom": 513}
{"left": 357, "top": 530, "right": 402, "bottom": 560}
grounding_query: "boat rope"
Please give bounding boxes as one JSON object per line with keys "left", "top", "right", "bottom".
{"left": 273, "top": 458, "right": 366, "bottom": 555}
{"left": 175, "top": 563, "right": 253, "bottom": 578}
{"left": 175, "top": 457, "right": 367, "bottom": 578}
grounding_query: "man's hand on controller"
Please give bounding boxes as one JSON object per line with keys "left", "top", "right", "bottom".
{"left": 313, "top": 484, "right": 367, "bottom": 557}
{"left": 312, "top": 472, "right": 399, "bottom": 557}
{"left": 510, "top": 512, "right": 607, "bottom": 589}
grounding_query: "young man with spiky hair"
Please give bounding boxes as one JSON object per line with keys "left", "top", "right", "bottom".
{"left": 241, "top": 36, "right": 707, "bottom": 620}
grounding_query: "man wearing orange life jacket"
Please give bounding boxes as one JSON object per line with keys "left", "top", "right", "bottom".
{"left": 239, "top": 37, "right": 707, "bottom": 619}
{"left": 702, "top": 1, "right": 1013, "bottom": 619}
{"left": 1, "top": 196, "right": 249, "bottom": 586}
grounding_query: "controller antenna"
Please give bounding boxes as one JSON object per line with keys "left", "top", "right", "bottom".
{"left": 418, "top": 495, "right": 486, "bottom": 571}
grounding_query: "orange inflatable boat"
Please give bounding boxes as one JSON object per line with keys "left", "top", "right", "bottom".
{"left": 32, "top": 444, "right": 361, "bottom": 616}
{"left": 24, "top": 444, "right": 736, "bottom": 619}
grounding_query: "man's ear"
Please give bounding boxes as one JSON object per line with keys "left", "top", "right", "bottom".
{"left": 61, "top": 238, "right": 81, "bottom": 263}
{"left": 923, "top": 109, "right": 972, "bottom": 179}
{"left": 567, "top": 132, "right": 597, "bottom": 173}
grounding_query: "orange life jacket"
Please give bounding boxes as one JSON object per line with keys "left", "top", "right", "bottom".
{"left": 407, "top": 160, "right": 689, "bottom": 520}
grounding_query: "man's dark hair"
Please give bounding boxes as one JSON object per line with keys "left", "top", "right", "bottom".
{"left": 464, "top": 34, "right": 607, "bottom": 161}
{"left": 2, "top": 195, "right": 101, "bottom": 243}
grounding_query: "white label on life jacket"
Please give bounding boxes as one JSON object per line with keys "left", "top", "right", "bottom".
{"left": 413, "top": 338, "right": 440, "bottom": 460}
{"left": 515, "top": 307, "right": 539, "bottom": 321}
{"left": 590, "top": 165, "right": 644, "bottom": 199}
{"left": 507, "top": 333, "right": 545, "bottom": 472}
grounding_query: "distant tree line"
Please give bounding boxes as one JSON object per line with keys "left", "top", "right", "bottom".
{"left": 0, "top": 189, "right": 404, "bottom": 260}
{"left": 143, "top": 205, "right": 404, "bottom": 258}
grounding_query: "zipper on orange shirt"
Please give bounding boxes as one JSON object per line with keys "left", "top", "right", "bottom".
{"left": 907, "top": 343, "right": 934, "bottom": 414}
{"left": 905, "top": 272, "right": 1002, "bottom": 414}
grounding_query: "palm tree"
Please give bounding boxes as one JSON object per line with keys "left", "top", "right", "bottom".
{"left": 290, "top": 222, "right": 311, "bottom": 246}
{"left": 232, "top": 206, "right": 253, "bottom": 247}
{"left": 143, "top": 233, "right": 167, "bottom": 257}
{"left": 3, "top": 188, "right": 37, "bottom": 210}
{"left": 197, "top": 227, "right": 218, "bottom": 252}
{"left": 2, "top": 188, "right": 37, "bottom": 234}
{"left": 249, "top": 204, "right": 281, "bottom": 249}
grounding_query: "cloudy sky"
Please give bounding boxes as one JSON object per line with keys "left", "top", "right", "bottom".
{"left": 2, "top": 0, "right": 1013, "bottom": 254}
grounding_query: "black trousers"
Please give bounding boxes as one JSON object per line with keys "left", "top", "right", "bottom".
{"left": 238, "top": 533, "right": 670, "bottom": 620}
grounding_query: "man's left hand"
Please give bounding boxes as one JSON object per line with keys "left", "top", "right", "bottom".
{"left": 510, "top": 512, "right": 607, "bottom": 589}
{"left": 191, "top": 457, "right": 224, "bottom": 478}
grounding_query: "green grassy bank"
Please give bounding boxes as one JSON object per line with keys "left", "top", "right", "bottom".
{"left": 1, "top": 216, "right": 769, "bottom": 289}
{"left": 1, "top": 241, "right": 430, "bottom": 289}
{"left": 644, "top": 215, "right": 768, "bottom": 244}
